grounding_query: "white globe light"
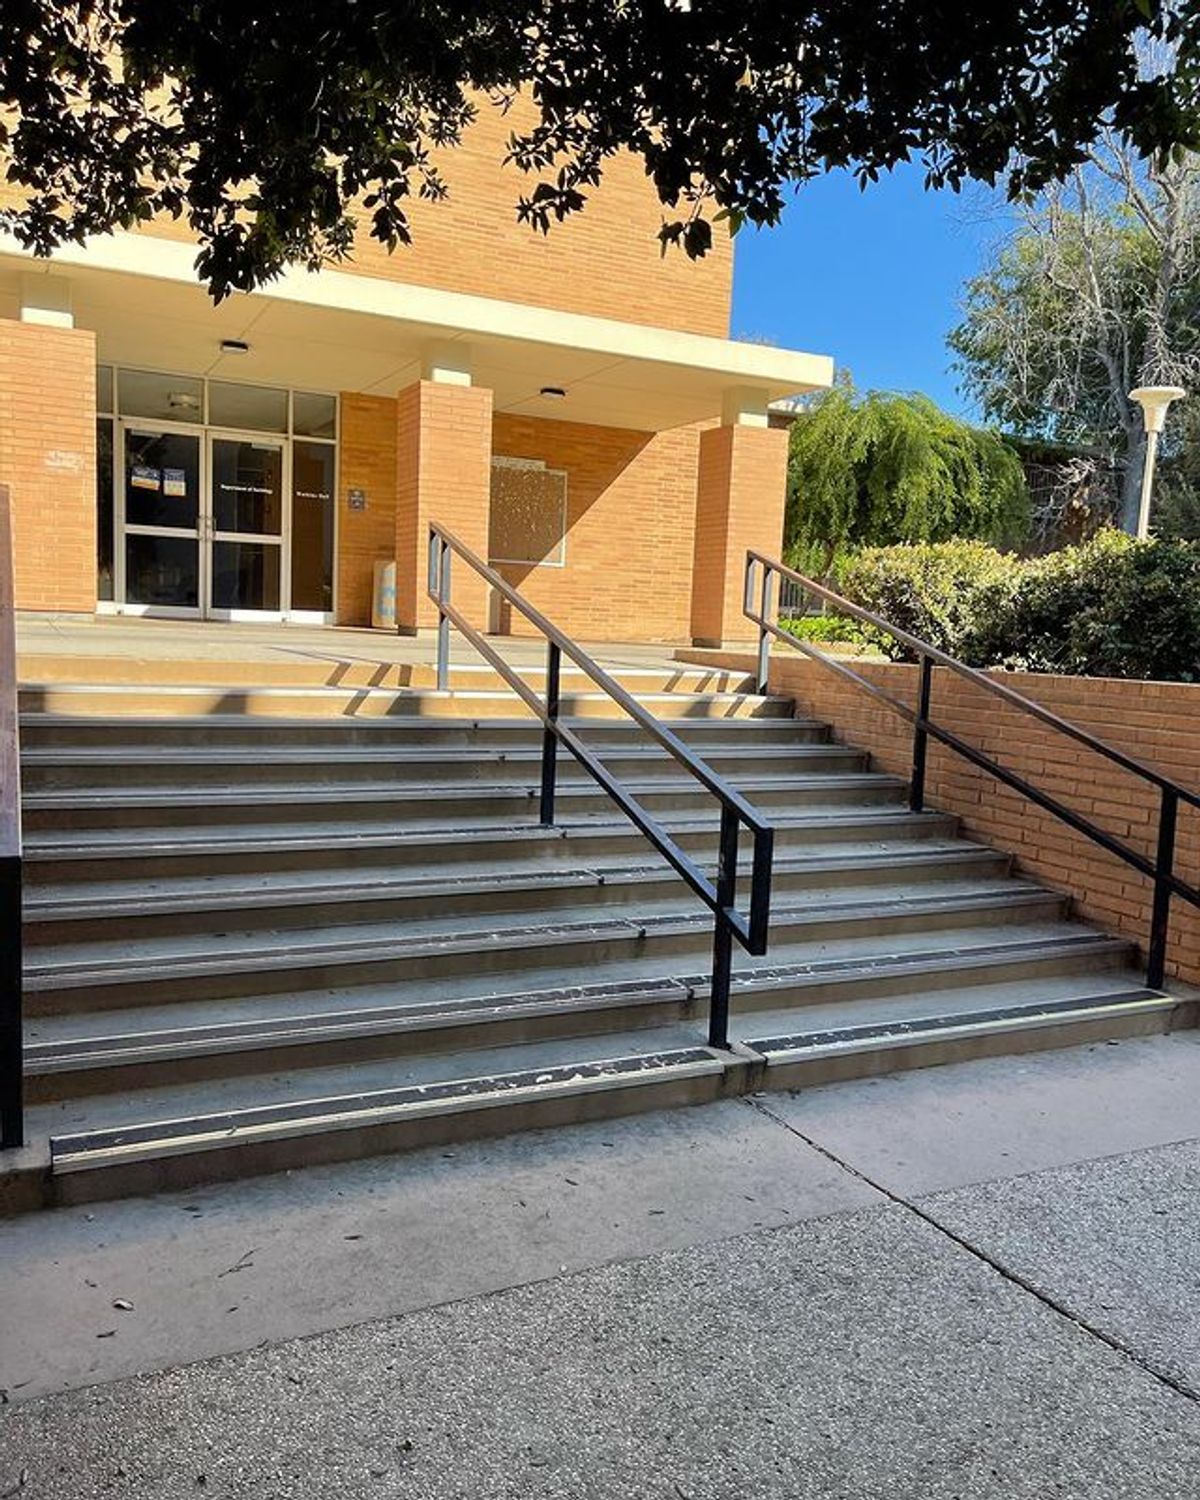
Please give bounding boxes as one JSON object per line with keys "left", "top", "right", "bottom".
{"left": 1129, "top": 385, "right": 1186, "bottom": 434}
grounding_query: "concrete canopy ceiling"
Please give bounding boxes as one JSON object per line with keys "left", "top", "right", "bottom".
{"left": 1, "top": 233, "right": 832, "bottom": 432}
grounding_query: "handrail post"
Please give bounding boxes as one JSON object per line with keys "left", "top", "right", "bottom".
{"left": 435, "top": 536, "right": 451, "bottom": 693}
{"left": 756, "top": 560, "right": 774, "bottom": 696}
{"left": 742, "top": 553, "right": 757, "bottom": 623}
{"left": 0, "top": 853, "right": 21, "bottom": 1149}
{"left": 747, "top": 823, "right": 775, "bottom": 954}
{"left": 708, "top": 805, "right": 740, "bottom": 1050}
{"left": 1147, "top": 786, "right": 1178, "bottom": 990}
{"left": 909, "top": 655, "right": 932, "bottom": 814}
{"left": 539, "top": 640, "right": 561, "bottom": 826}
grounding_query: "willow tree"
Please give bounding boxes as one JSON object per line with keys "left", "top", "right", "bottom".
{"left": 785, "top": 384, "right": 1028, "bottom": 576}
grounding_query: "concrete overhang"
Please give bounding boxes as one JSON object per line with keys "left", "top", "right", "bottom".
{"left": 0, "top": 231, "right": 832, "bottom": 432}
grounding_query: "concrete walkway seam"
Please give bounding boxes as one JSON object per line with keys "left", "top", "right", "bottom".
{"left": 742, "top": 1092, "right": 1200, "bottom": 1410}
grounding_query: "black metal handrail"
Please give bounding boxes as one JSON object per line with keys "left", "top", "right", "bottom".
{"left": 0, "top": 483, "right": 23, "bottom": 1150}
{"left": 745, "top": 549, "right": 1200, "bottom": 991}
{"left": 428, "top": 524, "right": 775, "bottom": 1048}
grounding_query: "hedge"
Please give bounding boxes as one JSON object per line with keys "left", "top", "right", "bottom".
{"left": 793, "top": 531, "right": 1200, "bottom": 682}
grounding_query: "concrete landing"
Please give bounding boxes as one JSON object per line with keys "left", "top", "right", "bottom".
{"left": 15, "top": 612, "right": 693, "bottom": 678}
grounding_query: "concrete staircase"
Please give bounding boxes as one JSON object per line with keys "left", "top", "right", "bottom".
{"left": 4, "top": 662, "right": 1189, "bottom": 1211}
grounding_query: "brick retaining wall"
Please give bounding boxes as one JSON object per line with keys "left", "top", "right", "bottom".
{"left": 685, "top": 648, "right": 1200, "bottom": 989}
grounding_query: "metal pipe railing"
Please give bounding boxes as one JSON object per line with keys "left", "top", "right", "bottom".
{"left": 745, "top": 549, "right": 1200, "bottom": 992}
{"left": 0, "top": 483, "right": 23, "bottom": 1149}
{"left": 427, "top": 524, "right": 775, "bottom": 1047}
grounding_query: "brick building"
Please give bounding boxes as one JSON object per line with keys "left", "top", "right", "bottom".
{"left": 0, "top": 96, "right": 830, "bottom": 644}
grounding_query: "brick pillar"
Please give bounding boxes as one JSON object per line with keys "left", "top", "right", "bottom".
{"left": 0, "top": 319, "right": 97, "bottom": 612}
{"left": 690, "top": 421, "right": 788, "bottom": 647}
{"left": 394, "top": 379, "right": 493, "bottom": 633}
{"left": 337, "top": 393, "right": 399, "bottom": 627}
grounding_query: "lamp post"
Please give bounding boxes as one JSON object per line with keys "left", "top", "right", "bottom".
{"left": 1128, "top": 385, "right": 1186, "bottom": 539}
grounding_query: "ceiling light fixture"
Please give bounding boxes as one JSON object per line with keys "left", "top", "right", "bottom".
{"left": 539, "top": 385, "right": 566, "bottom": 399}
{"left": 220, "top": 338, "right": 250, "bottom": 355}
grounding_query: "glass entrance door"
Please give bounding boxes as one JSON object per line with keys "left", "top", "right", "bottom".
{"left": 206, "top": 434, "right": 286, "bottom": 618}
{"left": 111, "top": 401, "right": 330, "bottom": 620}
{"left": 120, "top": 428, "right": 203, "bottom": 613}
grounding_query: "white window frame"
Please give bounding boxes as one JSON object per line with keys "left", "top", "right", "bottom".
{"left": 95, "top": 366, "right": 340, "bottom": 622}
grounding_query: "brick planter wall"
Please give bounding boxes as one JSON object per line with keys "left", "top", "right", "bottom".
{"left": 686, "top": 649, "right": 1200, "bottom": 989}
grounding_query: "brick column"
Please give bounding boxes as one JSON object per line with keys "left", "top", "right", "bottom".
{"left": 394, "top": 379, "right": 493, "bottom": 633}
{"left": 337, "top": 393, "right": 399, "bottom": 627}
{"left": 0, "top": 319, "right": 97, "bottom": 613}
{"left": 690, "top": 420, "right": 788, "bottom": 647}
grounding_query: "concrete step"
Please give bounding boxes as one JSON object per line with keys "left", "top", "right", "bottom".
{"left": 20, "top": 772, "right": 907, "bottom": 834}
{"left": 23, "top": 881, "right": 1069, "bottom": 1014}
{"left": 23, "top": 843, "right": 1013, "bottom": 946}
{"left": 19, "top": 655, "right": 759, "bottom": 695}
{"left": 10, "top": 672, "right": 1182, "bottom": 1218}
{"left": 22, "top": 807, "right": 963, "bottom": 888}
{"left": 747, "top": 985, "right": 1188, "bottom": 1089}
{"left": 37, "top": 1027, "right": 733, "bottom": 1206}
{"left": 10, "top": 972, "right": 1182, "bottom": 1208}
{"left": 20, "top": 741, "right": 866, "bottom": 792}
{"left": 23, "top": 927, "right": 1137, "bottom": 1101}
{"left": 18, "top": 684, "right": 794, "bottom": 721}
{"left": 19, "top": 713, "right": 826, "bottom": 751}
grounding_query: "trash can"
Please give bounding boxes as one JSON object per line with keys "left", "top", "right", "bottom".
{"left": 371, "top": 561, "right": 397, "bottom": 629}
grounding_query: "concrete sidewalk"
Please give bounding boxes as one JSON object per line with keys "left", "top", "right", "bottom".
{"left": 3, "top": 1034, "right": 1200, "bottom": 1496}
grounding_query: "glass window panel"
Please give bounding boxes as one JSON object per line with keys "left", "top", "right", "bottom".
{"left": 118, "top": 369, "right": 203, "bottom": 423}
{"left": 211, "top": 541, "right": 281, "bottom": 611}
{"left": 97, "top": 366, "right": 114, "bottom": 415}
{"left": 97, "top": 418, "right": 114, "bottom": 601}
{"left": 292, "top": 391, "right": 337, "bottom": 439}
{"left": 211, "top": 438, "right": 283, "bottom": 535}
{"left": 489, "top": 459, "right": 567, "bottom": 565}
{"left": 209, "top": 381, "right": 288, "bottom": 434}
{"left": 291, "top": 441, "right": 335, "bottom": 612}
{"left": 125, "top": 532, "right": 199, "bottom": 607}
{"left": 124, "top": 430, "right": 201, "bottom": 529}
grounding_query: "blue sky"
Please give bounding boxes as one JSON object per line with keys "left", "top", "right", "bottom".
{"left": 730, "top": 164, "right": 1011, "bottom": 417}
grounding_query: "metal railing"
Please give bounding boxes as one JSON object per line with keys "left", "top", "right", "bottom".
{"left": 428, "top": 523, "right": 775, "bottom": 1048}
{"left": 745, "top": 549, "right": 1200, "bottom": 991}
{"left": 0, "top": 484, "right": 22, "bottom": 1149}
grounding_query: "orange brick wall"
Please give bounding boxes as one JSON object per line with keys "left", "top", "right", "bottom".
{"left": 690, "top": 424, "right": 788, "bottom": 646}
{"left": 336, "top": 393, "right": 398, "bottom": 626}
{"left": 0, "top": 319, "right": 97, "bottom": 612}
{"left": 694, "top": 650, "right": 1200, "bottom": 988}
{"left": 139, "top": 94, "right": 732, "bottom": 337}
{"left": 396, "top": 381, "right": 493, "bottom": 632}
{"left": 490, "top": 414, "right": 700, "bottom": 644}
{"left": 337, "top": 403, "right": 794, "bottom": 646}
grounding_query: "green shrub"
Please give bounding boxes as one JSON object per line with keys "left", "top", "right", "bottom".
{"left": 778, "top": 613, "right": 864, "bottom": 646}
{"left": 835, "top": 540, "right": 1022, "bottom": 661}
{"left": 977, "top": 531, "right": 1200, "bottom": 681}
{"left": 822, "top": 530, "right": 1200, "bottom": 681}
